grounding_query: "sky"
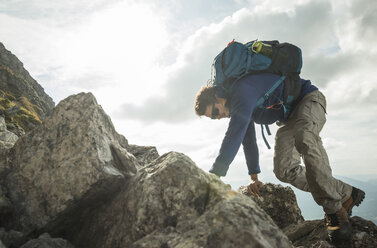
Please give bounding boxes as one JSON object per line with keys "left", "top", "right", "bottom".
{"left": 1, "top": 0, "right": 377, "bottom": 193}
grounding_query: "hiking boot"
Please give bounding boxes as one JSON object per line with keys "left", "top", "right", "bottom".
{"left": 342, "top": 187, "right": 365, "bottom": 216}
{"left": 325, "top": 207, "right": 352, "bottom": 243}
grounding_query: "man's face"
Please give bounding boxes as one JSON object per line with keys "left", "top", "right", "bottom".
{"left": 204, "top": 101, "right": 230, "bottom": 120}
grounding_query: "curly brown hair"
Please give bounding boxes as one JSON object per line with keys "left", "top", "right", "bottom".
{"left": 194, "top": 86, "right": 217, "bottom": 116}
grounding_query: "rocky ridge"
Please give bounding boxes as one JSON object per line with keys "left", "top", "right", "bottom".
{"left": 0, "top": 42, "right": 54, "bottom": 135}
{"left": 0, "top": 42, "right": 376, "bottom": 248}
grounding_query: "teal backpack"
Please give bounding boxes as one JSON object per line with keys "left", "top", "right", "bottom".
{"left": 210, "top": 39, "right": 304, "bottom": 148}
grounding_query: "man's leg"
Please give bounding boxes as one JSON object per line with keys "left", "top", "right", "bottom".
{"left": 292, "top": 90, "right": 352, "bottom": 214}
{"left": 274, "top": 122, "right": 310, "bottom": 192}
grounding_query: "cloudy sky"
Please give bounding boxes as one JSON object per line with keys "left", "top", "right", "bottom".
{"left": 1, "top": 0, "right": 377, "bottom": 192}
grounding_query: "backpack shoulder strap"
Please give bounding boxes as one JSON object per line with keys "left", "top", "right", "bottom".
{"left": 255, "top": 75, "right": 286, "bottom": 107}
{"left": 261, "top": 124, "right": 272, "bottom": 149}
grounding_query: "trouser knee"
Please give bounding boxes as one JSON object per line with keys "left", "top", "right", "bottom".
{"left": 273, "top": 166, "right": 298, "bottom": 183}
{"left": 294, "top": 130, "right": 319, "bottom": 154}
{"left": 273, "top": 169, "right": 288, "bottom": 183}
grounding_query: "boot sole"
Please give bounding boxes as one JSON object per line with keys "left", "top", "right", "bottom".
{"left": 347, "top": 188, "right": 365, "bottom": 216}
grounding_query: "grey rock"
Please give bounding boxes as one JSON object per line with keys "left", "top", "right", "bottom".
{"left": 2, "top": 123, "right": 23, "bottom": 137}
{"left": 4, "top": 93, "right": 140, "bottom": 233}
{"left": 283, "top": 219, "right": 328, "bottom": 246}
{"left": 4, "top": 106, "right": 20, "bottom": 116}
{"left": 19, "top": 233, "right": 74, "bottom": 248}
{"left": 0, "top": 132, "right": 18, "bottom": 150}
{"left": 0, "top": 185, "right": 12, "bottom": 215}
{"left": 0, "top": 117, "right": 17, "bottom": 216}
{"left": 349, "top": 216, "right": 377, "bottom": 248}
{"left": 0, "top": 228, "right": 25, "bottom": 248}
{"left": 0, "top": 240, "right": 5, "bottom": 248}
{"left": 283, "top": 216, "right": 377, "bottom": 247}
{"left": 0, "top": 42, "right": 54, "bottom": 120}
{"left": 239, "top": 183, "right": 304, "bottom": 229}
{"left": 127, "top": 144, "right": 159, "bottom": 166}
{"left": 309, "top": 241, "right": 335, "bottom": 248}
{"left": 239, "top": 183, "right": 377, "bottom": 247}
{"left": 0, "top": 117, "right": 19, "bottom": 150}
{"left": 0, "top": 117, "right": 6, "bottom": 132}
{"left": 0, "top": 150, "right": 8, "bottom": 184}
{"left": 62, "top": 152, "right": 293, "bottom": 248}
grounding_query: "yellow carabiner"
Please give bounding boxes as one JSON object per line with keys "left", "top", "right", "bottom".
{"left": 251, "top": 41, "right": 263, "bottom": 54}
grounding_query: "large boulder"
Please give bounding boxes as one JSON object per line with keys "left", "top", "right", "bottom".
{"left": 57, "top": 152, "right": 293, "bottom": 248}
{"left": 239, "top": 183, "right": 304, "bottom": 229}
{"left": 2, "top": 92, "right": 293, "bottom": 248}
{"left": 3, "top": 93, "right": 140, "bottom": 233}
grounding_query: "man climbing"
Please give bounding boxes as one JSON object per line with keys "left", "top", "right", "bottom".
{"left": 194, "top": 40, "right": 365, "bottom": 243}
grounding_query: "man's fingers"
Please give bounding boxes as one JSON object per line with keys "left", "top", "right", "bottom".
{"left": 256, "top": 184, "right": 262, "bottom": 192}
{"left": 247, "top": 184, "right": 260, "bottom": 197}
{"left": 246, "top": 185, "right": 255, "bottom": 196}
{"left": 246, "top": 185, "right": 253, "bottom": 195}
{"left": 254, "top": 187, "right": 261, "bottom": 197}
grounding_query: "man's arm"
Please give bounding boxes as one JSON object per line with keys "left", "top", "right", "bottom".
{"left": 242, "top": 122, "right": 260, "bottom": 175}
{"left": 242, "top": 121, "right": 263, "bottom": 196}
{"left": 209, "top": 83, "right": 258, "bottom": 177}
{"left": 209, "top": 113, "right": 250, "bottom": 176}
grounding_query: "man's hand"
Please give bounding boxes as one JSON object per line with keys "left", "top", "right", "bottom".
{"left": 246, "top": 174, "right": 263, "bottom": 197}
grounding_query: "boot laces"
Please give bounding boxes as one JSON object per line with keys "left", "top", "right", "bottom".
{"left": 325, "top": 213, "right": 339, "bottom": 227}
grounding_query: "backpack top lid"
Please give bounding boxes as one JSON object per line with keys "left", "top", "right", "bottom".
{"left": 212, "top": 40, "right": 273, "bottom": 91}
{"left": 212, "top": 41, "right": 250, "bottom": 89}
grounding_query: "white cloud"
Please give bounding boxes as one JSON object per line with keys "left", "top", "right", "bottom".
{"left": 1, "top": 1, "right": 170, "bottom": 111}
{"left": 115, "top": 0, "right": 342, "bottom": 122}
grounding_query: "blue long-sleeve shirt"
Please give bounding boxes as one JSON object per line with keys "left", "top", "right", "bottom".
{"left": 209, "top": 73, "right": 317, "bottom": 176}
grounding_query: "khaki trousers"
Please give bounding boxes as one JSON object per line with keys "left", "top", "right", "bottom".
{"left": 274, "top": 90, "right": 352, "bottom": 214}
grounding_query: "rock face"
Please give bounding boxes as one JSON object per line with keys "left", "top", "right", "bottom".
{"left": 3, "top": 93, "right": 139, "bottom": 233}
{"left": 240, "top": 183, "right": 377, "bottom": 248}
{"left": 1, "top": 93, "right": 292, "bottom": 248}
{"left": 283, "top": 216, "right": 377, "bottom": 248}
{"left": 0, "top": 117, "right": 17, "bottom": 220}
{"left": 239, "top": 183, "right": 304, "bottom": 229}
{"left": 63, "top": 152, "right": 292, "bottom": 248}
{"left": 0, "top": 42, "right": 54, "bottom": 134}
{"left": 66, "top": 153, "right": 291, "bottom": 248}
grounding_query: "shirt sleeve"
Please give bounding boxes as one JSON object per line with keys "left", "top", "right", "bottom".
{"left": 209, "top": 83, "right": 259, "bottom": 176}
{"left": 242, "top": 122, "right": 260, "bottom": 174}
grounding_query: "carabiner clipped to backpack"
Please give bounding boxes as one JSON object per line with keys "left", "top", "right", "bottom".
{"left": 251, "top": 41, "right": 263, "bottom": 53}
{"left": 251, "top": 40, "right": 273, "bottom": 58}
